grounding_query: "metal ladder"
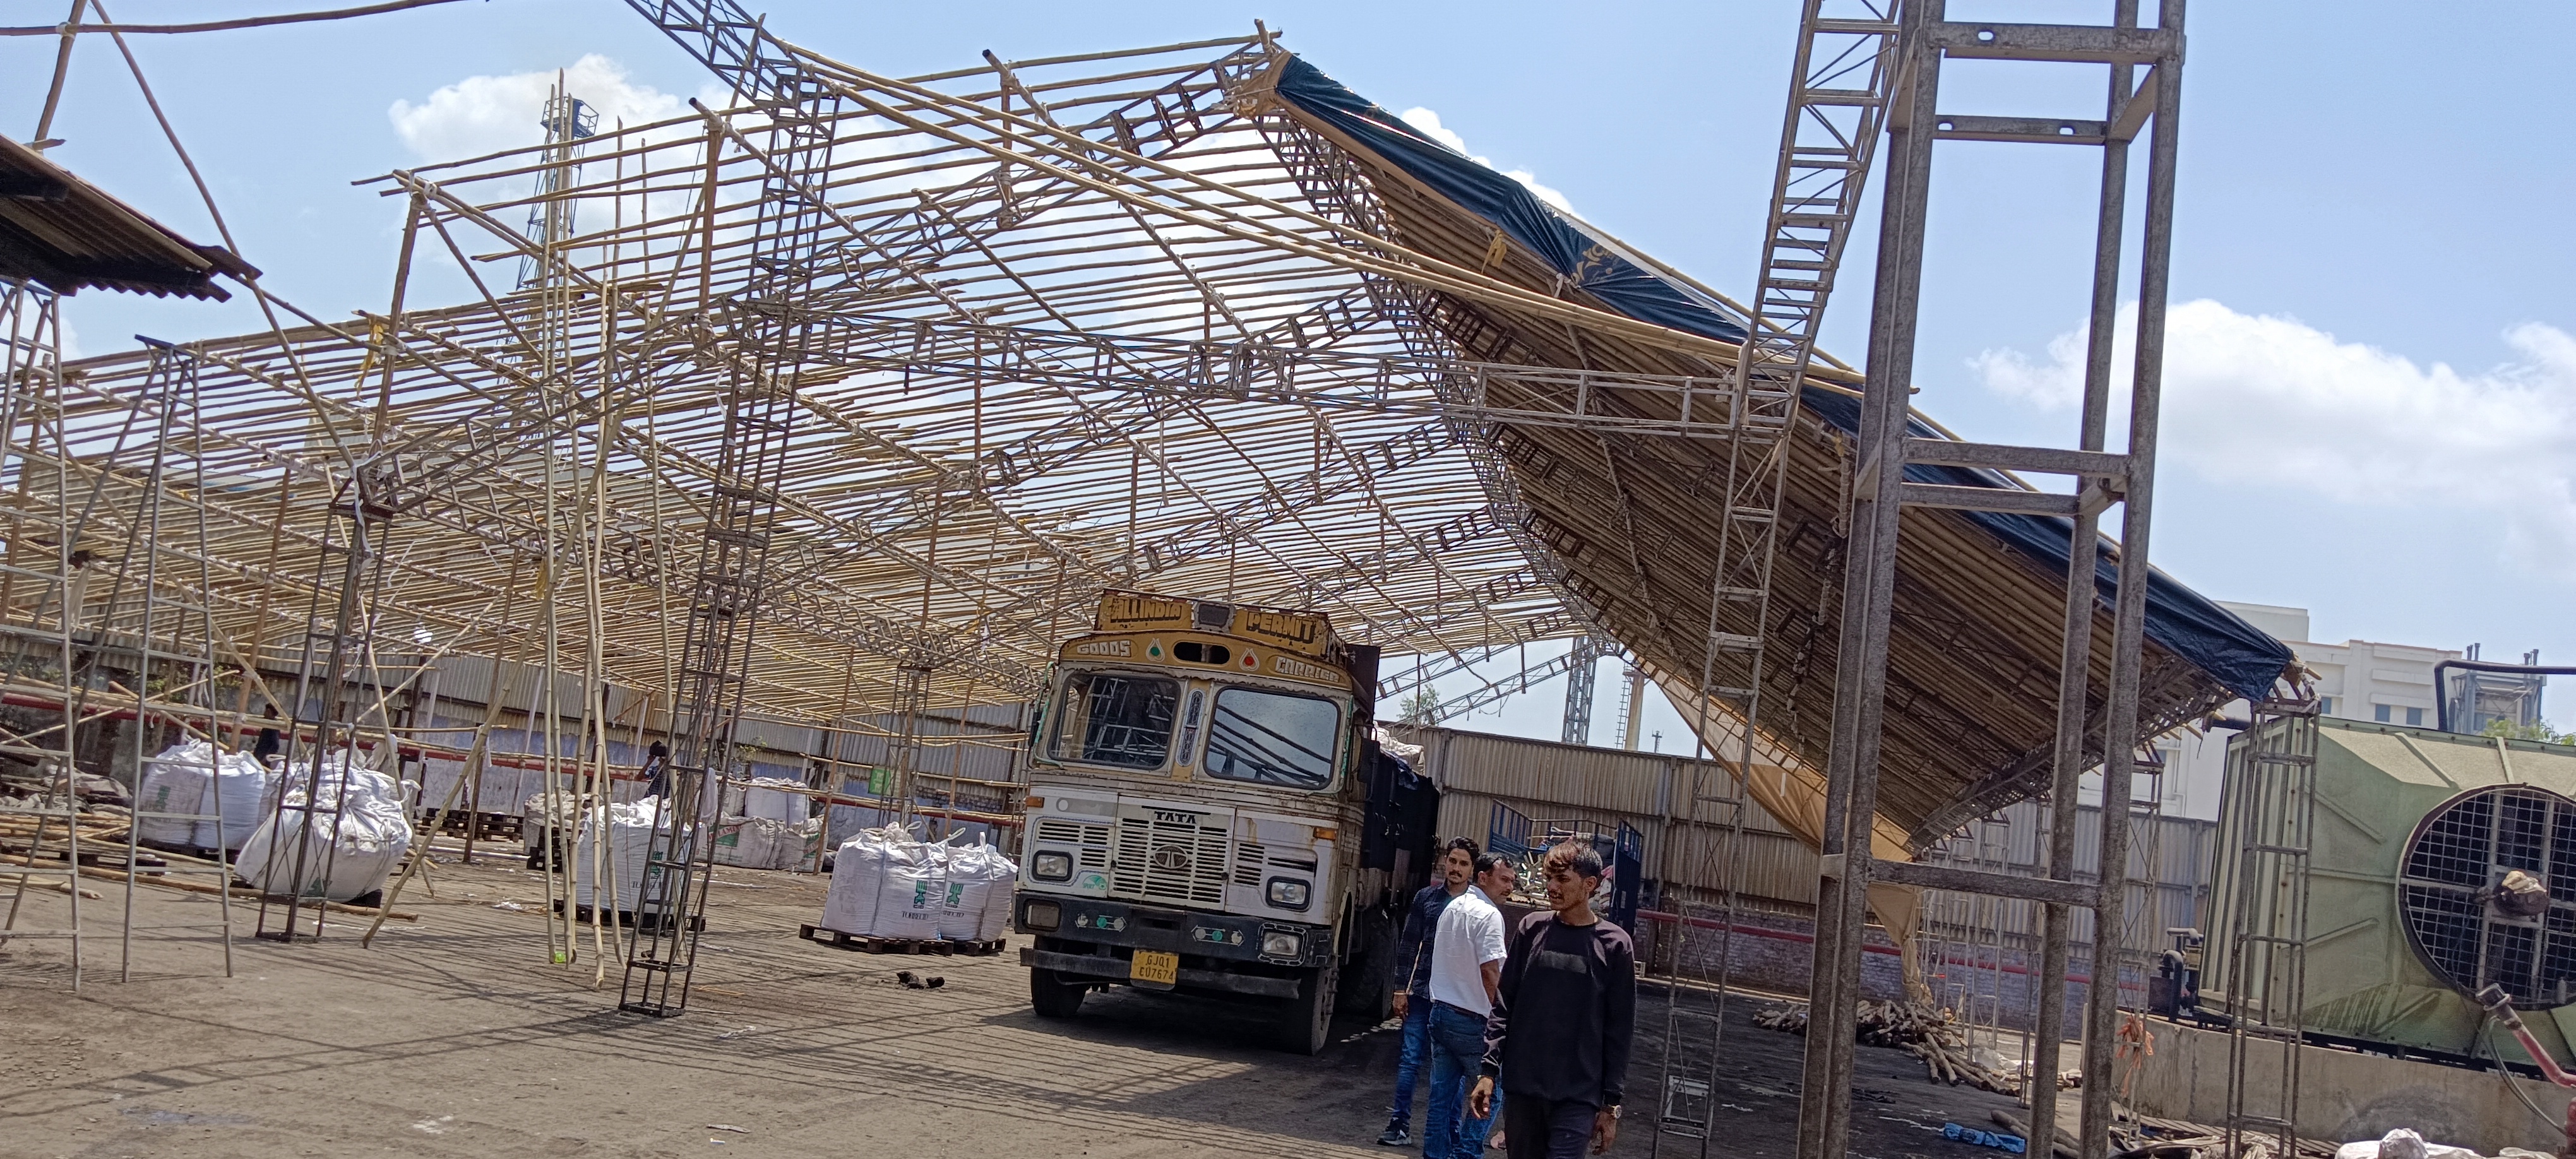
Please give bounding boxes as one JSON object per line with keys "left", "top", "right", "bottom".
{"left": 1649, "top": 766, "right": 1750, "bottom": 1153}
{"left": 2217, "top": 698, "right": 2318, "bottom": 1154}
{"left": 107, "top": 344, "right": 238, "bottom": 980}
{"left": 1652, "top": 2, "right": 1904, "bottom": 1153}
{"left": 619, "top": 45, "right": 845, "bottom": 1016}
{"left": 0, "top": 276, "right": 87, "bottom": 988}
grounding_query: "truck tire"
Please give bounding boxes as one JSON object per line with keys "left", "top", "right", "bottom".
{"left": 1030, "top": 968, "right": 1088, "bottom": 1019}
{"left": 1335, "top": 906, "right": 1395, "bottom": 1021}
{"left": 1275, "top": 960, "right": 1337, "bottom": 1055}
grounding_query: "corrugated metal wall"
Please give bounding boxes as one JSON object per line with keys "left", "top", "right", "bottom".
{"left": 1920, "top": 798, "right": 2217, "bottom": 951}
{"left": 1395, "top": 723, "right": 2217, "bottom": 930}
{"left": 1400, "top": 724, "right": 1822, "bottom": 913}
{"left": 395, "top": 657, "right": 1032, "bottom": 814}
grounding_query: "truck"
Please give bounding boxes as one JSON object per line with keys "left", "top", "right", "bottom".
{"left": 1010, "top": 591, "right": 1438, "bottom": 1053}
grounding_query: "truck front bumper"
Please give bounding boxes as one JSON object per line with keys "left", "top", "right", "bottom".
{"left": 1013, "top": 893, "right": 1333, "bottom": 995}
{"left": 1020, "top": 947, "right": 1302, "bottom": 999}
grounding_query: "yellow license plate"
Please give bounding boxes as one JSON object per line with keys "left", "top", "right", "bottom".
{"left": 1131, "top": 949, "right": 1179, "bottom": 988}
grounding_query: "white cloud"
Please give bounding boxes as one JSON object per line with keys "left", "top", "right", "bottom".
{"left": 1971, "top": 300, "right": 2576, "bottom": 575}
{"left": 389, "top": 54, "right": 686, "bottom": 162}
{"left": 1397, "top": 107, "right": 1572, "bottom": 213}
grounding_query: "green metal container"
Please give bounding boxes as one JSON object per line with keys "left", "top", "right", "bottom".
{"left": 2202, "top": 716, "right": 2576, "bottom": 1066}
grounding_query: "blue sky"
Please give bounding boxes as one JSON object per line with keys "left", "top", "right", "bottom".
{"left": 10, "top": 1, "right": 2571, "bottom": 739}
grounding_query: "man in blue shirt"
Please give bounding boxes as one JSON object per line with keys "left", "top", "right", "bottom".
{"left": 1378, "top": 836, "right": 1479, "bottom": 1147}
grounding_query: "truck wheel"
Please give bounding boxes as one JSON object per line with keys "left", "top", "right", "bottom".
{"left": 1030, "top": 968, "right": 1088, "bottom": 1019}
{"left": 1335, "top": 906, "right": 1395, "bottom": 1021}
{"left": 1275, "top": 960, "right": 1337, "bottom": 1055}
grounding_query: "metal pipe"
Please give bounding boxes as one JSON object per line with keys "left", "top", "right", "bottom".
{"left": 2431, "top": 660, "right": 2573, "bottom": 734}
{"left": 2475, "top": 985, "right": 2576, "bottom": 1157}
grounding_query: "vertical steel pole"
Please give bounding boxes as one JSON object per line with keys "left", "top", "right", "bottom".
{"left": 1796, "top": 7, "right": 1936, "bottom": 1158}
{"left": 2031, "top": 0, "right": 2142, "bottom": 1142}
{"left": 2077, "top": 6, "right": 2185, "bottom": 1156}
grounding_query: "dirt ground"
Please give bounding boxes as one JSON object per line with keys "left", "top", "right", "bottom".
{"left": 0, "top": 842, "right": 2024, "bottom": 1159}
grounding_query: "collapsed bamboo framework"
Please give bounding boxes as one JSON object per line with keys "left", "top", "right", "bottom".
{"left": 20, "top": 30, "right": 1781, "bottom": 791}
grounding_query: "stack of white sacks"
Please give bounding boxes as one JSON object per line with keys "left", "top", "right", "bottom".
{"left": 713, "top": 815, "right": 825, "bottom": 871}
{"left": 708, "top": 776, "right": 822, "bottom": 871}
{"left": 569, "top": 797, "right": 672, "bottom": 914}
{"left": 820, "top": 826, "right": 1018, "bottom": 942}
{"left": 237, "top": 753, "right": 413, "bottom": 902}
{"left": 134, "top": 739, "right": 275, "bottom": 853}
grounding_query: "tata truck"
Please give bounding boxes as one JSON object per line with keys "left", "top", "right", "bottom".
{"left": 1011, "top": 591, "right": 1436, "bottom": 1053}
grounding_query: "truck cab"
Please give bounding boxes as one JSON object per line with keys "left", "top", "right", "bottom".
{"left": 1011, "top": 591, "right": 1431, "bottom": 1053}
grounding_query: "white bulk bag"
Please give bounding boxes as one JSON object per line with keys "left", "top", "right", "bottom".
{"left": 571, "top": 797, "right": 671, "bottom": 913}
{"left": 973, "top": 845, "right": 1020, "bottom": 941}
{"left": 938, "top": 843, "right": 1018, "bottom": 940}
{"left": 134, "top": 739, "right": 216, "bottom": 847}
{"left": 136, "top": 740, "right": 275, "bottom": 851}
{"left": 737, "top": 816, "right": 816, "bottom": 871}
{"left": 268, "top": 752, "right": 401, "bottom": 811}
{"left": 820, "top": 827, "right": 898, "bottom": 935}
{"left": 873, "top": 840, "right": 947, "bottom": 939}
{"left": 740, "top": 778, "right": 807, "bottom": 823}
{"left": 236, "top": 771, "right": 412, "bottom": 902}
{"left": 782, "top": 816, "right": 825, "bottom": 872}
{"left": 821, "top": 826, "right": 941, "bottom": 937}
{"left": 711, "top": 814, "right": 797, "bottom": 870}
{"left": 203, "top": 749, "right": 275, "bottom": 851}
{"left": 709, "top": 815, "right": 754, "bottom": 868}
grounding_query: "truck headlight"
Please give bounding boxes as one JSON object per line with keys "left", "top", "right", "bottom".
{"left": 1024, "top": 900, "right": 1061, "bottom": 930}
{"left": 1265, "top": 877, "right": 1311, "bottom": 910}
{"left": 1261, "top": 930, "right": 1301, "bottom": 958}
{"left": 1032, "top": 852, "right": 1073, "bottom": 881}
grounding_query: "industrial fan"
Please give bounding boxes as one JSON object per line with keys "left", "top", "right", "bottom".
{"left": 2397, "top": 783, "right": 2576, "bottom": 1009}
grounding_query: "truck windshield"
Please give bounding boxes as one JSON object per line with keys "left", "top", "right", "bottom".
{"left": 1203, "top": 686, "right": 1339, "bottom": 790}
{"left": 1049, "top": 669, "right": 1178, "bottom": 770}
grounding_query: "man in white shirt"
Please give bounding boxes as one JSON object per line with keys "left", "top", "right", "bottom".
{"left": 1421, "top": 852, "right": 1515, "bottom": 1159}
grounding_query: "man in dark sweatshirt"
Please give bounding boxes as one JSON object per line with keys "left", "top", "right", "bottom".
{"left": 1470, "top": 840, "right": 1635, "bottom": 1158}
{"left": 1378, "top": 836, "right": 1481, "bottom": 1147}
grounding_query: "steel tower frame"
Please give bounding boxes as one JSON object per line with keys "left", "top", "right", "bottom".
{"left": 1796, "top": 4, "right": 2189, "bottom": 1159}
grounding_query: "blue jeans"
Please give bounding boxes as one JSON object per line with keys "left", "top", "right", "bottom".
{"left": 1423, "top": 1003, "right": 1503, "bottom": 1159}
{"left": 1387, "top": 998, "right": 1433, "bottom": 1126}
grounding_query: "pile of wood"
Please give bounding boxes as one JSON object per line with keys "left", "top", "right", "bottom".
{"left": 1752, "top": 1000, "right": 2024, "bottom": 1095}
{"left": 0, "top": 800, "right": 129, "bottom": 854}
{"left": 1993, "top": 1108, "right": 2339, "bottom": 1159}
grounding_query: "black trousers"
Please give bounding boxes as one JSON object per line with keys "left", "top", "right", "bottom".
{"left": 1502, "top": 1093, "right": 1597, "bottom": 1159}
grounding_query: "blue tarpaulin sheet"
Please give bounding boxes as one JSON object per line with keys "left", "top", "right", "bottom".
{"left": 1796, "top": 390, "right": 2293, "bottom": 701}
{"left": 1276, "top": 57, "right": 2293, "bottom": 701}
{"left": 1275, "top": 57, "right": 1749, "bottom": 346}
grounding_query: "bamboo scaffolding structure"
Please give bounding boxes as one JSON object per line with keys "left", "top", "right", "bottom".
{"left": 9, "top": 21, "right": 2254, "bottom": 989}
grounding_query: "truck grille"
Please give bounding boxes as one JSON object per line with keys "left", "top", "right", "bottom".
{"left": 1032, "top": 818, "right": 1111, "bottom": 871}
{"left": 1112, "top": 811, "right": 1230, "bottom": 905}
{"left": 1233, "top": 843, "right": 1267, "bottom": 886}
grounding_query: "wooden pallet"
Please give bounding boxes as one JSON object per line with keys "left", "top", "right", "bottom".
{"left": 796, "top": 924, "right": 1004, "bottom": 956}
{"left": 548, "top": 898, "right": 704, "bottom": 932}
{"left": 428, "top": 812, "right": 523, "bottom": 841}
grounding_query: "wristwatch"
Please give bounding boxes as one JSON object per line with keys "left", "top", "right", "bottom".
{"left": 1604, "top": 1104, "right": 1623, "bottom": 1120}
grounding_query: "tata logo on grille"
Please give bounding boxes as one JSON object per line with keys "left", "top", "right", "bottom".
{"left": 1150, "top": 809, "right": 1202, "bottom": 825}
{"left": 1148, "top": 845, "right": 1193, "bottom": 873}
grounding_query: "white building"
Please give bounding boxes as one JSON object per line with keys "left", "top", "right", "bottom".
{"left": 2135, "top": 602, "right": 2478, "bottom": 821}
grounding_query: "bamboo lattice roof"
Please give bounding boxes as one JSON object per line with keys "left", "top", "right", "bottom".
{"left": 32, "top": 28, "right": 2286, "bottom": 848}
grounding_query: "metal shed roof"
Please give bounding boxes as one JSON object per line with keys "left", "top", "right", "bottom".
{"left": 0, "top": 134, "right": 256, "bottom": 300}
